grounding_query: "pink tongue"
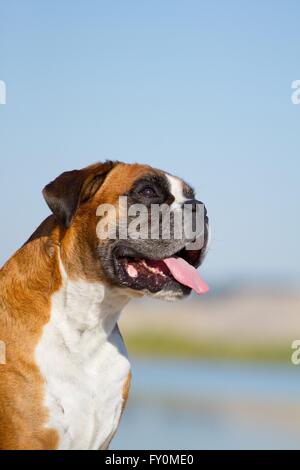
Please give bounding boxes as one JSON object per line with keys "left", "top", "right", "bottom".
{"left": 163, "top": 257, "right": 209, "bottom": 296}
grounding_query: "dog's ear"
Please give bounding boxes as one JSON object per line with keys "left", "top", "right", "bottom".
{"left": 43, "top": 161, "right": 115, "bottom": 228}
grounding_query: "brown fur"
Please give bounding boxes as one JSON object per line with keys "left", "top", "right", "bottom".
{"left": 0, "top": 217, "right": 62, "bottom": 449}
{"left": 122, "top": 371, "right": 132, "bottom": 414}
{"left": 0, "top": 162, "right": 155, "bottom": 450}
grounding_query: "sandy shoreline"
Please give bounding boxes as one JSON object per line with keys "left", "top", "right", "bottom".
{"left": 119, "top": 290, "right": 300, "bottom": 356}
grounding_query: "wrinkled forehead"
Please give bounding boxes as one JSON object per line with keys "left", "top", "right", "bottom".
{"left": 98, "top": 162, "right": 194, "bottom": 204}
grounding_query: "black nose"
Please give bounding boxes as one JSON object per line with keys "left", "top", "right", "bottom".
{"left": 184, "top": 199, "right": 208, "bottom": 218}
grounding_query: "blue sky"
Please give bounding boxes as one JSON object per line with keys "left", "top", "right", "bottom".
{"left": 1, "top": 0, "right": 299, "bottom": 285}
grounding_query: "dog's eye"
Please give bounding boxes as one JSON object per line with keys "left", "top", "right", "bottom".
{"left": 139, "top": 186, "right": 157, "bottom": 198}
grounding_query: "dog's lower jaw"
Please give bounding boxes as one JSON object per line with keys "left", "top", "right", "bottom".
{"left": 151, "top": 289, "right": 190, "bottom": 301}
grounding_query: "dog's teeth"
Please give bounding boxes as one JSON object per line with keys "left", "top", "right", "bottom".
{"left": 127, "top": 259, "right": 167, "bottom": 279}
{"left": 126, "top": 264, "right": 138, "bottom": 278}
{"left": 143, "top": 262, "right": 166, "bottom": 277}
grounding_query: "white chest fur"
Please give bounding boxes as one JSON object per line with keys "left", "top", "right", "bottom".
{"left": 35, "top": 267, "right": 131, "bottom": 450}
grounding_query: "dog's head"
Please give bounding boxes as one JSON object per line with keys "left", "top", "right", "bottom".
{"left": 43, "top": 161, "right": 209, "bottom": 300}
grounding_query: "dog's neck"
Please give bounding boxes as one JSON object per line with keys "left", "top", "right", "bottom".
{"left": 2, "top": 216, "right": 130, "bottom": 337}
{"left": 56, "top": 256, "right": 130, "bottom": 351}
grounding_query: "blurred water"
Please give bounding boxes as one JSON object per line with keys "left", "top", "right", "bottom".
{"left": 112, "top": 359, "right": 300, "bottom": 450}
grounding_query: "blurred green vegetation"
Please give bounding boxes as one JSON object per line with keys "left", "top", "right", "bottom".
{"left": 125, "top": 330, "right": 291, "bottom": 363}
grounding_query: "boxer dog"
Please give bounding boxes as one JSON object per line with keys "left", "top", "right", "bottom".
{"left": 0, "top": 161, "right": 209, "bottom": 450}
